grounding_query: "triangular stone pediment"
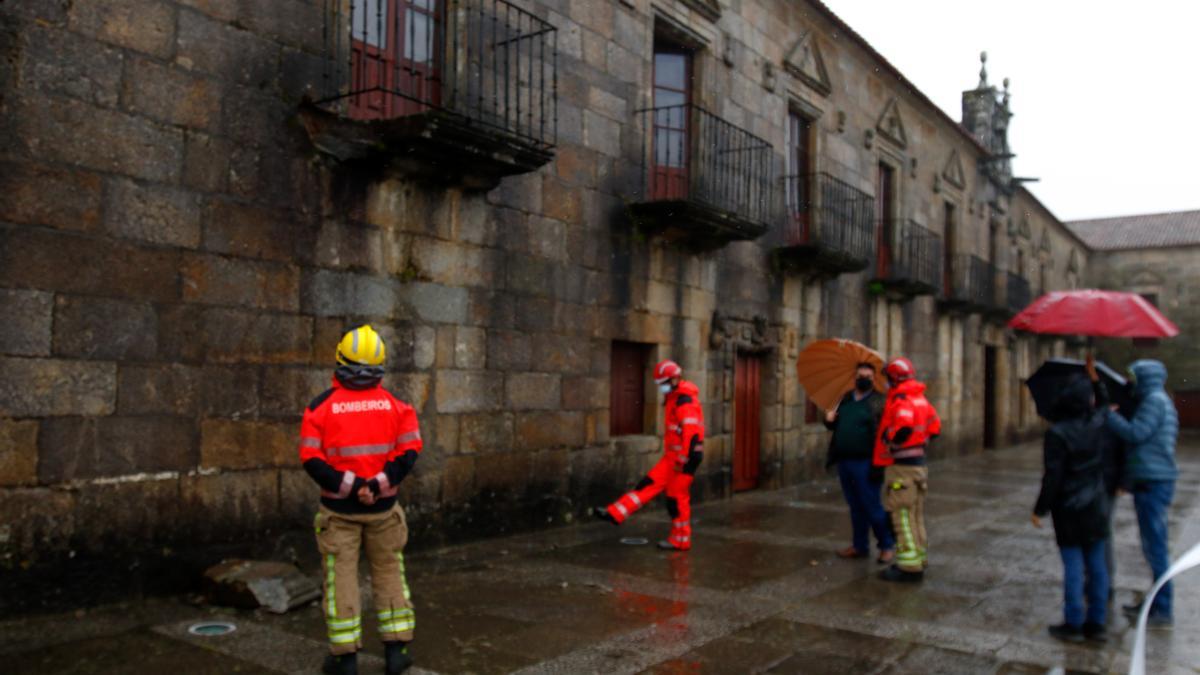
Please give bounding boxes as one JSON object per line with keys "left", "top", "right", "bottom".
{"left": 942, "top": 150, "right": 966, "bottom": 189}
{"left": 1130, "top": 269, "right": 1165, "bottom": 287}
{"left": 875, "top": 98, "right": 907, "bottom": 148}
{"left": 1039, "top": 228, "right": 1052, "bottom": 253}
{"left": 1018, "top": 216, "right": 1032, "bottom": 239}
{"left": 783, "top": 30, "right": 832, "bottom": 97}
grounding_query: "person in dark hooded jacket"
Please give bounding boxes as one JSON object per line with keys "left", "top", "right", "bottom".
{"left": 1033, "top": 375, "right": 1110, "bottom": 643}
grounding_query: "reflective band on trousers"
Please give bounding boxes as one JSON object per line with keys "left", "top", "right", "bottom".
{"left": 328, "top": 443, "right": 392, "bottom": 458}
{"left": 615, "top": 503, "right": 629, "bottom": 516}
{"left": 378, "top": 608, "right": 415, "bottom": 634}
{"left": 627, "top": 493, "right": 642, "bottom": 506}
{"left": 396, "top": 552, "right": 412, "bottom": 603}
{"left": 395, "top": 431, "right": 421, "bottom": 445}
{"left": 896, "top": 509, "right": 921, "bottom": 563}
{"left": 324, "top": 554, "right": 337, "bottom": 617}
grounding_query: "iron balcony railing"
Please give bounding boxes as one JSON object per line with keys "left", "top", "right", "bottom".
{"left": 1007, "top": 271, "right": 1033, "bottom": 314}
{"left": 638, "top": 104, "right": 775, "bottom": 227}
{"left": 943, "top": 254, "right": 997, "bottom": 309}
{"left": 876, "top": 219, "right": 943, "bottom": 294}
{"left": 317, "top": 0, "right": 557, "bottom": 150}
{"left": 779, "top": 172, "right": 876, "bottom": 263}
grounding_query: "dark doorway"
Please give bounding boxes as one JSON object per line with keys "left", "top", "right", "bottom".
{"left": 875, "top": 162, "right": 895, "bottom": 278}
{"left": 734, "top": 353, "right": 762, "bottom": 491}
{"left": 610, "top": 341, "right": 650, "bottom": 436}
{"left": 984, "top": 346, "right": 998, "bottom": 449}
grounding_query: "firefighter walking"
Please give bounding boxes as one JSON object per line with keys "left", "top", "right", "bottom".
{"left": 299, "top": 325, "right": 423, "bottom": 675}
{"left": 594, "top": 360, "right": 704, "bottom": 551}
{"left": 874, "top": 357, "right": 941, "bottom": 582}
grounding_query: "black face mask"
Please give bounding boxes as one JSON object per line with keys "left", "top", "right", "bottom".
{"left": 855, "top": 377, "right": 874, "bottom": 392}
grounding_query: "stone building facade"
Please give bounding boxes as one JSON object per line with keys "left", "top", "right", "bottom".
{"left": 0, "top": 0, "right": 1093, "bottom": 571}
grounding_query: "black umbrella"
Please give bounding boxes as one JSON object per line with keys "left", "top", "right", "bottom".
{"left": 1025, "top": 358, "right": 1135, "bottom": 420}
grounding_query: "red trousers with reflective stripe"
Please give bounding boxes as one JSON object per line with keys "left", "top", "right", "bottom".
{"left": 606, "top": 454, "right": 694, "bottom": 550}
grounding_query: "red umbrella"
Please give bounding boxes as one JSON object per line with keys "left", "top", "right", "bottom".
{"left": 1008, "top": 289, "right": 1179, "bottom": 338}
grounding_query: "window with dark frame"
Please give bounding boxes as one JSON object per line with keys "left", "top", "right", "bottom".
{"left": 943, "top": 201, "right": 956, "bottom": 296}
{"left": 610, "top": 341, "right": 652, "bottom": 436}
{"left": 875, "top": 162, "right": 895, "bottom": 277}
{"left": 805, "top": 399, "right": 820, "bottom": 425}
{"left": 787, "top": 111, "right": 813, "bottom": 241}
{"left": 650, "top": 42, "right": 692, "bottom": 201}
{"left": 349, "top": 0, "right": 443, "bottom": 120}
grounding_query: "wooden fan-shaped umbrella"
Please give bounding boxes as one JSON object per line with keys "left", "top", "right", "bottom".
{"left": 797, "top": 339, "right": 886, "bottom": 411}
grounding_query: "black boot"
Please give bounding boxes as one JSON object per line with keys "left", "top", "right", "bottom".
{"left": 878, "top": 565, "right": 923, "bottom": 583}
{"left": 384, "top": 641, "right": 413, "bottom": 675}
{"left": 1083, "top": 622, "right": 1108, "bottom": 643}
{"left": 592, "top": 507, "right": 618, "bottom": 526}
{"left": 322, "top": 653, "right": 358, "bottom": 675}
{"left": 1047, "top": 623, "right": 1084, "bottom": 643}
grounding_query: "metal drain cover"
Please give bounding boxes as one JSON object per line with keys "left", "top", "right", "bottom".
{"left": 187, "top": 621, "right": 237, "bottom": 637}
{"left": 620, "top": 537, "right": 649, "bottom": 546}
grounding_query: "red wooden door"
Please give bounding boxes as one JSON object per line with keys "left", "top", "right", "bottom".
{"left": 734, "top": 354, "right": 762, "bottom": 491}
{"left": 876, "top": 162, "right": 895, "bottom": 277}
{"left": 350, "top": 0, "right": 441, "bottom": 121}
{"left": 610, "top": 342, "right": 649, "bottom": 436}
{"left": 788, "top": 112, "right": 812, "bottom": 244}
{"left": 650, "top": 48, "right": 691, "bottom": 200}
{"left": 1175, "top": 391, "right": 1200, "bottom": 428}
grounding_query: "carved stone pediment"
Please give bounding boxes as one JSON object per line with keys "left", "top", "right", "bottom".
{"left": 942, "top": 149, "right": 966, "bottom": 189}
{"left": 709, "top": 310, "right": 776, "bottom": 353}
{"left": 875, "top": 98, "right": 907, "bottom": 149}
{"left": 679, "top": 0, "right": 720, "bottom": 22}
{"left": 784, "top": 30, "right": 832, "bottom": 97}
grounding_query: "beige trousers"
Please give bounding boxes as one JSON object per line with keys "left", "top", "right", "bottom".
{"left": 882, "top": 465, "right": 928, "bottom": 572}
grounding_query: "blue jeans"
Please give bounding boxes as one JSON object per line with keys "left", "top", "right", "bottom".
{"left": 1133, "top": 480, "right": 1175, "bottom": 619}
{"left": 1060, "top": 540, "right": 1108, "bottom": 626}
{"left": 837, "top": 459, "right": 895, "bottom": 552}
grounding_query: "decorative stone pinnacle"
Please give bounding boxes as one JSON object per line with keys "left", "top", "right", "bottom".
{"left": 979, "top": 51, "right": 988, "bottom": 88}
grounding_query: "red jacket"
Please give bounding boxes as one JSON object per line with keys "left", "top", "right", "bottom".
{"left": 664, "top": 380, "right": 705, "bottom": 464}
{"left": 299, "top": 377, "right": 423, "bottom": 513}
{"left": 873, "top": 379, "right": 941, "bottom": 467}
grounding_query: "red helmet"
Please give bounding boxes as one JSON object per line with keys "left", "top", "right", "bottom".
{"left": 653, "top": 360, "right": 682, "bottom": 384}
{"left": 885, "top": 357, "right": 916, "bottom": 383}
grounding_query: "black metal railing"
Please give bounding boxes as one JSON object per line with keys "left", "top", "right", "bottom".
{"left": 318, "top": 0, "right": 557, "bottom": 150}
{"left": 876, "top": 220, "right": 942, "bottom": 293}
{"left": 779, "top": 172, "right": 876, "bottom": 262}
{"left": 1007, "top": 271, "right": 1032, "bottom": 314}
{"left": 638, "top": 104, "right": 774, "bottom": 227}
{"left": 943, "top": 254, "right": 996, "bottom": 309}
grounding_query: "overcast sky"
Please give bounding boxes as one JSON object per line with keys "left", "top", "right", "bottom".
{"left": 821, "top": 0, "right": 1200, "bottom": 221}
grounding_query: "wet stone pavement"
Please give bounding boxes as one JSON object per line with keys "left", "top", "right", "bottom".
{"left": 3, "top": 441, "right": 1199, "bottom": 674}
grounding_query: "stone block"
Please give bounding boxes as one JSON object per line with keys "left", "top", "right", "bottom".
{"left": 182, "top": 253, "right": 300, "bottom": 312}
{"left": 487, "top": 172, "right": 542, "bottom": 214}
{"left": 588, "top": 86, "right": 627, "bottom": 121}
{"left": 454, "top": 327, "right": 487, "bottom": 369}
{"left": 506, "top": 256, "right": 559, "bottom": 299}
{"left": 155, "top": 305, "right": 206, "bottom": 364}
{"left": 15, "top": 95, "right": 183, "bottom": 183}
{"left": 514, "top": 411, "right": 586, "bottom": 450}
{"left": 531, "top": 333, "right": 589, "bottom": 374}
{"left": 123, "top": 57, "right": 221, "bottom": 130}
{"left": 0, "top": 162, "right": 103, "bottom": 232}
{"left": 399, "top": 282, "right": 468, "bottom": 324}
{"left": 413, "top": 325, "right": 436, "bottom": 370}
{"left": 38, "top": 416, "right": 194, "bottom": 483}
{"left": 118, "top": 364, "right": 259, "bottom": 417}
{"left": 562, "top": 376, "right": 609, "bottom": 410}
{"left": 205, "top": 200, "right": 297, "bottom": 262}
{"left": 0, "top": 419, "right": 38, "bottom": 487}
{"left": 180, "top": 470, "right": 278, "bottom": 543}
{"left": 433, "top": 414, "right": 459, "bottom": 454}
{"left": 440, "top": 455, "right": 476, "bottom": 503}
{"left": 182, "top": 131, "right": 230, "bottom": 193}
{"left": 199, "top": 308, "right": 313, "bottom": 364}
{"left": 475, "top": 448, "right": 532, "bottom": 492}
{"left": 19, "top": 25, "right": 123, "bottom": 107}
{"left": 105, "top": 178, "right": 202, "bottom": 247}
{"left": 555, "top": 145, "right": 598, "bottom": 186}
{"left": 200, "top": 419, "right": 293, "bottom": 469}
{"left": 506, "top": 373, "right": 562, "bottom": 410}
{"left": 434, "top": 325, "right": 456, "bottom": 369}
{"left": 0, "top": 289, "right": 52, "bottom": 357}
{"left": 0, "top": 227, "right": 180, "bottom": 304}
{"left": 174, "top": 9, "right": 278, "bottom": 85}
{"left": 435, "top": 370, "right": 503, "bottom": 414}
{"left": 279, "top": 467, "right": 316, "bottom": 526}
{"left": 387, "top": 373, "right": 432, "bottom": 412}
{"left": 315, "top": 219, "right": 384, "bottom": 272}
{"left": 542, "top": 178, "right": 584, "bottom": 224}
{"left": 0, "top": 357, "right": 115, "bottom": 417}
{"left": 73, "top": 477, "right": 182, "bottom": 550}
{"left": 236, "top": 0, "right": 321, "bottom": 49}
{"left": 487, "top": 330, "right": 531, "bottom": 371}
{"left": 567, "top": 0, "right": 614, "bottom": 38}
{"left": 69, "top": 0, "right": 176, "bottom": 58}
{"left": 524, "top": 216, "right": 567, "bottom": 261}
{"left": 53, "top": 295, "right": 157, "bottom": 360}
{"left": 176, "top": 0, "right": 238, "bottom": 21}
{"left": 260, "top": 367, "right": 330, "bottom": 417}
{"left": 0, "top": 488, "right": 76, "bottom": 557}
{"left": 459, "top": 412, "right": 514, "bottom": 454}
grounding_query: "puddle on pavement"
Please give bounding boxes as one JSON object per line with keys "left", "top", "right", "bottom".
{"left": 6, "top": 630, "right": 270, "bottom": 675}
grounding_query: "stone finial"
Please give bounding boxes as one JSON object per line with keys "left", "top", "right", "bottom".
{"left": 978, "top": 51, "right": 988, "bottom": 88}
{"left": 1002, "top": 77, "right": 1011, "bottom": 109}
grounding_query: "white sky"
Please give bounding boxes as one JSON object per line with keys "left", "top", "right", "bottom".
{"left": 821, "top": 0, "right": 1200, "bottom": 221}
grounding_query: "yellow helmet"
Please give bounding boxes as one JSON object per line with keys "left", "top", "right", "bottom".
{"left": 336, "top": 325, "right": 386, "bottom": 366}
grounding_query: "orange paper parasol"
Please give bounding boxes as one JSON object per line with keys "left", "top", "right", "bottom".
{"left": 797, "top": 338, "right": 886, "bottom": 411}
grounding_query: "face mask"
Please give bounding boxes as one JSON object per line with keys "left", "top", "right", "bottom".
{"left": 659, "top": 383, "right": 673, "bottom": 395}
{"left": 855, "top": 377, "right": 873, "bottom": 392}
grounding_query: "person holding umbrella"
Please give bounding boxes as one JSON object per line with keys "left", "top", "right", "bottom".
{"left": 824, "top": 362, "right": 894, "bottom": 564}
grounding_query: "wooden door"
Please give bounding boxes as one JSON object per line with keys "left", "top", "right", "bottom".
{"left": 610, "top": 342, "right": 649, "bottom": 436}
{"left": 650, "top": 48, "right": 691, "bottom": 200}
{"left": 1175, "top": 391, "right": 1200, "bottom": 428}
{"left": 734, "top": 354, "right": 762, "bottom": 491}
{"left": 876, "top": 163, "right": 895, "bottom": 277}
{"left": 943, "top": 202, "right": 956, "bottom": 296}
{"left": 349, "top": 0, "right": 441, "bottom": 121}
{"left": 788, "top": 112, "right": 813, "bottom": 243}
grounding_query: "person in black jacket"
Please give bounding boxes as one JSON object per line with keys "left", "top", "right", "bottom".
{"left": 824, "top": 363, "right": 894, "bottom": 564}
{"left": 1087, "top": 355, "right": 1127, "bottom": 604}
{"left": 1032, "top": 375, "right": 1111, "bottom": 644}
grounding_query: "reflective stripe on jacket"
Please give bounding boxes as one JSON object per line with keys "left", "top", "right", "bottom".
{"left": 873, "top": 379, "right": 941, "bottom": 467}
{"left": 664, "top": 380, "right": 705, "bottom": 460}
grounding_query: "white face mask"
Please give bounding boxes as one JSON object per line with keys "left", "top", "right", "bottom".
{"left": 659, "top": 383, "right": 673, "bottom": 395}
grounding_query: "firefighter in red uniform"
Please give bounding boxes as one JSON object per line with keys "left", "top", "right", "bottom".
{"left": 593, "top": 360, "right": 704, "bottom": 551}
{"left": 874, "top": 357, "right": 941, "bottom": 583}
{"left": 299, "top": 325, "right": 422, "bottom": 675}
